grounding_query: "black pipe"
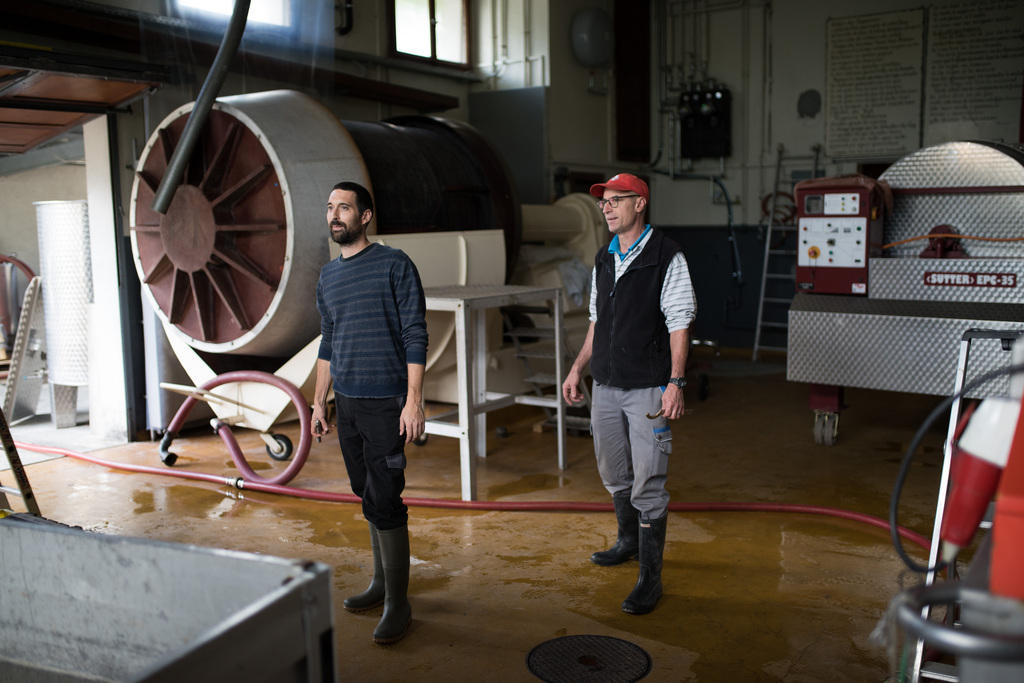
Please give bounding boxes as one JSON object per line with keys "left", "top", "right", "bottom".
{"left": 336, "top": 0, "right": 354, "bottom": 35}
{"left": 151, "top": 0, "right": 251, "bottom": 214}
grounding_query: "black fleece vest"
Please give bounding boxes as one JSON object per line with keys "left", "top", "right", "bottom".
{"left": 591, "top": 229, "right": 681, "bottom": 389}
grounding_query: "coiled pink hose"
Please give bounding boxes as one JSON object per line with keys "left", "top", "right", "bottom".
{"left": 162, "top": 370, "right": 312, "bottom": 486}
{"left": 14, "top": 441, "right": 931, "bottom": 552}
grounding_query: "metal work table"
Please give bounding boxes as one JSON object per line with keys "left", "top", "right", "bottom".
{"left": 423, "top": 285, "right": 565, "bottom": 501}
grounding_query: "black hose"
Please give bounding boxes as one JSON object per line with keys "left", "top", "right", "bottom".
{"left": 336, "top": 0, "right": 354, "bottom": 35}
{"left": 151, "top": 0, "right": 251, "bottom": 214}
{"left": 889, "top": 362, "right": 1024, "bottom": 574}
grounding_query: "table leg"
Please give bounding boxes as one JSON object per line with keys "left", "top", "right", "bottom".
{"left": 472, "top": 307, "right": 488, "bottom": 460}
{"left": 553, "top": 293, "right": 565, "bottom": 470}
{"left": 455, "top": 302, "right": 476, "bottom": 501}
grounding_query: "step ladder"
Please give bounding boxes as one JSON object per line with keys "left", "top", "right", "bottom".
{"left": 912, "top": 328, "right": 1023, "bottom": 683}
{"left": 502, "top": 304, "right": 591, "bottom": 435}
{"left": 0, "top": 404, "right": 41, "bottom": 516}
{"left": 2, "top": 276, "right": 47, "bottom": 424}
{"left": 752, "top": 145, "right": 797, "bottom": 362}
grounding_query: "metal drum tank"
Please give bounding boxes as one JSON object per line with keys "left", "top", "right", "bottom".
{"left": 35, "top": 199, "right": 92, "bottom": 427}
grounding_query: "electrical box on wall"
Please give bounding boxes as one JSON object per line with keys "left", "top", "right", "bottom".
{"left": 679, "top": 83, "right": 731, "bottom": 159}
{"left": 794, "top": 175, "right": 887, "bottom": 295}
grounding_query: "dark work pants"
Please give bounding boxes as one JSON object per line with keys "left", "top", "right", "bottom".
{"left": 335, "top": 394, "right": 409, "bottom": 530}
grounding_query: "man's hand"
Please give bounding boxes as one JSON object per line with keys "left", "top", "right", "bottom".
{"left": 311, "top": 402, "right": 331, "bottom": 440}
{"left": 562, "top": 367, "right": 585, "bottom": 406}
{"left": 661, "top": 384, "right": 685, "bottom": 420}
{"left": 399, "top": 400, "right": 425, "bottom": 445}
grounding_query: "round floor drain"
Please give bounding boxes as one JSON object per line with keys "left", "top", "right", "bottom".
{"left": 527, "top": 634, "right": 652, "bottom": 682}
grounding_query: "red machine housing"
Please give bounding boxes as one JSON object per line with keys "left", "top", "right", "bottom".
{"left": 992, "top": 398, "right": 1024, "bottom": 600}
{"left": 794, "top": 175, "right": 888, "bottom": 295}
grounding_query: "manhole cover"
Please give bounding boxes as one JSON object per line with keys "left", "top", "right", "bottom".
{"left": 527, "top": 634, "right": 651, "bottom": 682}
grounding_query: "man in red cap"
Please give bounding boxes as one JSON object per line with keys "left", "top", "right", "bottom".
{"left": 562, "top": 172, "right": 695, "bottom": 615}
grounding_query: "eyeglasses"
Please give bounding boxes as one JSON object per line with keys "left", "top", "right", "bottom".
{"left": 596, "top": 194, "right": 641, "bottom": 209}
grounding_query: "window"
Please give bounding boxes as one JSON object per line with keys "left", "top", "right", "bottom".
{"left": 177, "top": 0, "right": 291, "bottom": 27}
{"left": 392, "top": 0, "right": 469, "bottom": 67}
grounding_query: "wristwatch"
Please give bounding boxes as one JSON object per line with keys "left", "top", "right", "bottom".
{"left": 667, "top": 377, "right": 687, "bottom": 389}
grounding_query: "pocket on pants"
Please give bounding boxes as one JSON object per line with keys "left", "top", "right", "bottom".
{"left": 653, "top": 425, "right": 673, "bottom": 455}
{"left": 385, "top": 451, "right": 407, "bottom": 469}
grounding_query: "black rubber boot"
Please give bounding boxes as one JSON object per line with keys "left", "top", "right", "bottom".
{"left": 621, "top": 515, "right": 667, "bottom": 614}
{"left": 343, "top": 522, "right": 384, "bottom": 612}
{"left": 591, "top": 491, "right": 639, "bottom": 566}
{"left": 373, "top": 525, "right": 412, "bottom": 644}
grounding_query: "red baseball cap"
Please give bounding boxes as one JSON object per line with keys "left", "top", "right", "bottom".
{"left": 589, "top": 173, "right": 649, "bottom": 202}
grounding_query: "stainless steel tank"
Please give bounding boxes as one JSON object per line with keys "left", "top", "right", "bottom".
{"left": 34, "top": 199, "right": 91, "bottom": 387}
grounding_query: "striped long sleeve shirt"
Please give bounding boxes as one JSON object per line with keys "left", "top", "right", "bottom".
{"left": 316, "top": 243, "right": 428, "bottom": 398}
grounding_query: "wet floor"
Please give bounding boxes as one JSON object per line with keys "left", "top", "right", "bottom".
{"left": 9, "top": 350, "right": 952, "bottom": 682}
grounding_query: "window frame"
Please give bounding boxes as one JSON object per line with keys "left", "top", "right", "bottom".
{"left": 388, "top": 0, "right": 473, "bottom": 71}
{"left": 171, "top": 0, "right": 302, "bottom": 43}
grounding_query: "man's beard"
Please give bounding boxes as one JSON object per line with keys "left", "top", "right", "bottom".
{"left": 330, "top": 220, "right": 364, "bottom": 246}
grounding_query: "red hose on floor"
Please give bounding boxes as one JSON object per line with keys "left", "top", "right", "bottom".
{"left": 15, "top": 441, "right": 931, "bottom": 552}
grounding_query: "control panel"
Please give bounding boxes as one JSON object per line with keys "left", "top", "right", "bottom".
{"left": 794, "top": 177, "right": 885, "bottom": 295}
{"left": 798, "top": 217, "right": 867, "bottom": 268}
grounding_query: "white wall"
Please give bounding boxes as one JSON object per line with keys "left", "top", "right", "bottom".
{"left": 0, "top": 164, "right": 87, "bottom": 273}
{"left": 474, "top": 0, "right": 550, "bottom": 90}
{"left": 648, "top": 0, "right": 771, "bottom": 227}
{"left": 546, "top": 0, "right": 617, "bottom": 170}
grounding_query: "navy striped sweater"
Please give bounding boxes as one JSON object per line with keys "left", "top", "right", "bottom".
{"left": 316, "top": 243, "right": 428, "bottom": 398}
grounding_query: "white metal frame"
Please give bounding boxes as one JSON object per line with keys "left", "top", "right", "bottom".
{"left": 912, "top": 328, "right": 1024, "bottom": 683}
{"left": 423, "top": 285, "right": 565, "bottom": 501}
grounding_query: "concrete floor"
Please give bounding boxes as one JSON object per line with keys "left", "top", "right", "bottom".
{"left": 5, "top": 350, "right": 951, "bottom": 682}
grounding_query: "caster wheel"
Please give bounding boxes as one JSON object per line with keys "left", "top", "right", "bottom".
{"left": 265, "top": 433, "right": 293, "bottom": 461}
{"left": 813, "top": 411, "right": 839, "bottom": 446}
{"left": 413, "top": 434, "right": 428, "bottom": 446}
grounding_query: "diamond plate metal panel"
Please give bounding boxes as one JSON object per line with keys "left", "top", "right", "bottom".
{"left": 787, "top": 308, "right": 1021, "bottom": 398}
{"left": 881, "top": 142, "right": 1024, "bottom": 188}
{"left": 34, "top": 200, "right": 92, "bottom": 386}
{"left": 870, "top": 258, "right": 1024, "bottom": 303}
{"left": 50, "top": 383, "right": 78, "bottom": 429}
{"left": 880, "top": 141, "right": 1024, "bottom": 258}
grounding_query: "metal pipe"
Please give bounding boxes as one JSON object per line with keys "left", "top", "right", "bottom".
{"left": 151, "top": 0, "right": 250, "bottom": 214}
{"left": 895, "top": 583, "right": 1024, "bottom": 660}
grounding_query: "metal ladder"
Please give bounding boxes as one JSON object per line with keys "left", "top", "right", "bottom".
{"left": 752, "top": 146, "right": 797, "bottom": 362}
{"left": 502, "top": 304, "right": 591, "bottom": 435}
{"left": 0, "top": 405, "right": 40, "bottom": 516}
{"left": 2, "top": 276, "right": 47, "bottom": 424}
{"left": 912, "top": 328, "right": 1023, "bottom": 683}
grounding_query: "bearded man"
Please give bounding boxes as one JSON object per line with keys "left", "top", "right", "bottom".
{"left": 311, "top": 180, "right": 427, "bottom": 644}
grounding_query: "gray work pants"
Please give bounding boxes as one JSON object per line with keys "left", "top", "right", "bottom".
{"left": 591, "top": 383, "right": 673, "bottom": 520}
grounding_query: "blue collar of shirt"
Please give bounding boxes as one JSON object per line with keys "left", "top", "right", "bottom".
{"left": 608, "top": 224, "right": 652, "bottom": 260}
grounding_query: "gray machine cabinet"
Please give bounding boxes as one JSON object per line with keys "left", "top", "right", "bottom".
{"left": 788, "top": 295, "right": 1023, "bottom": 399}
{"left": 0, "top": 518, "right": 334, "bottom": 682}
